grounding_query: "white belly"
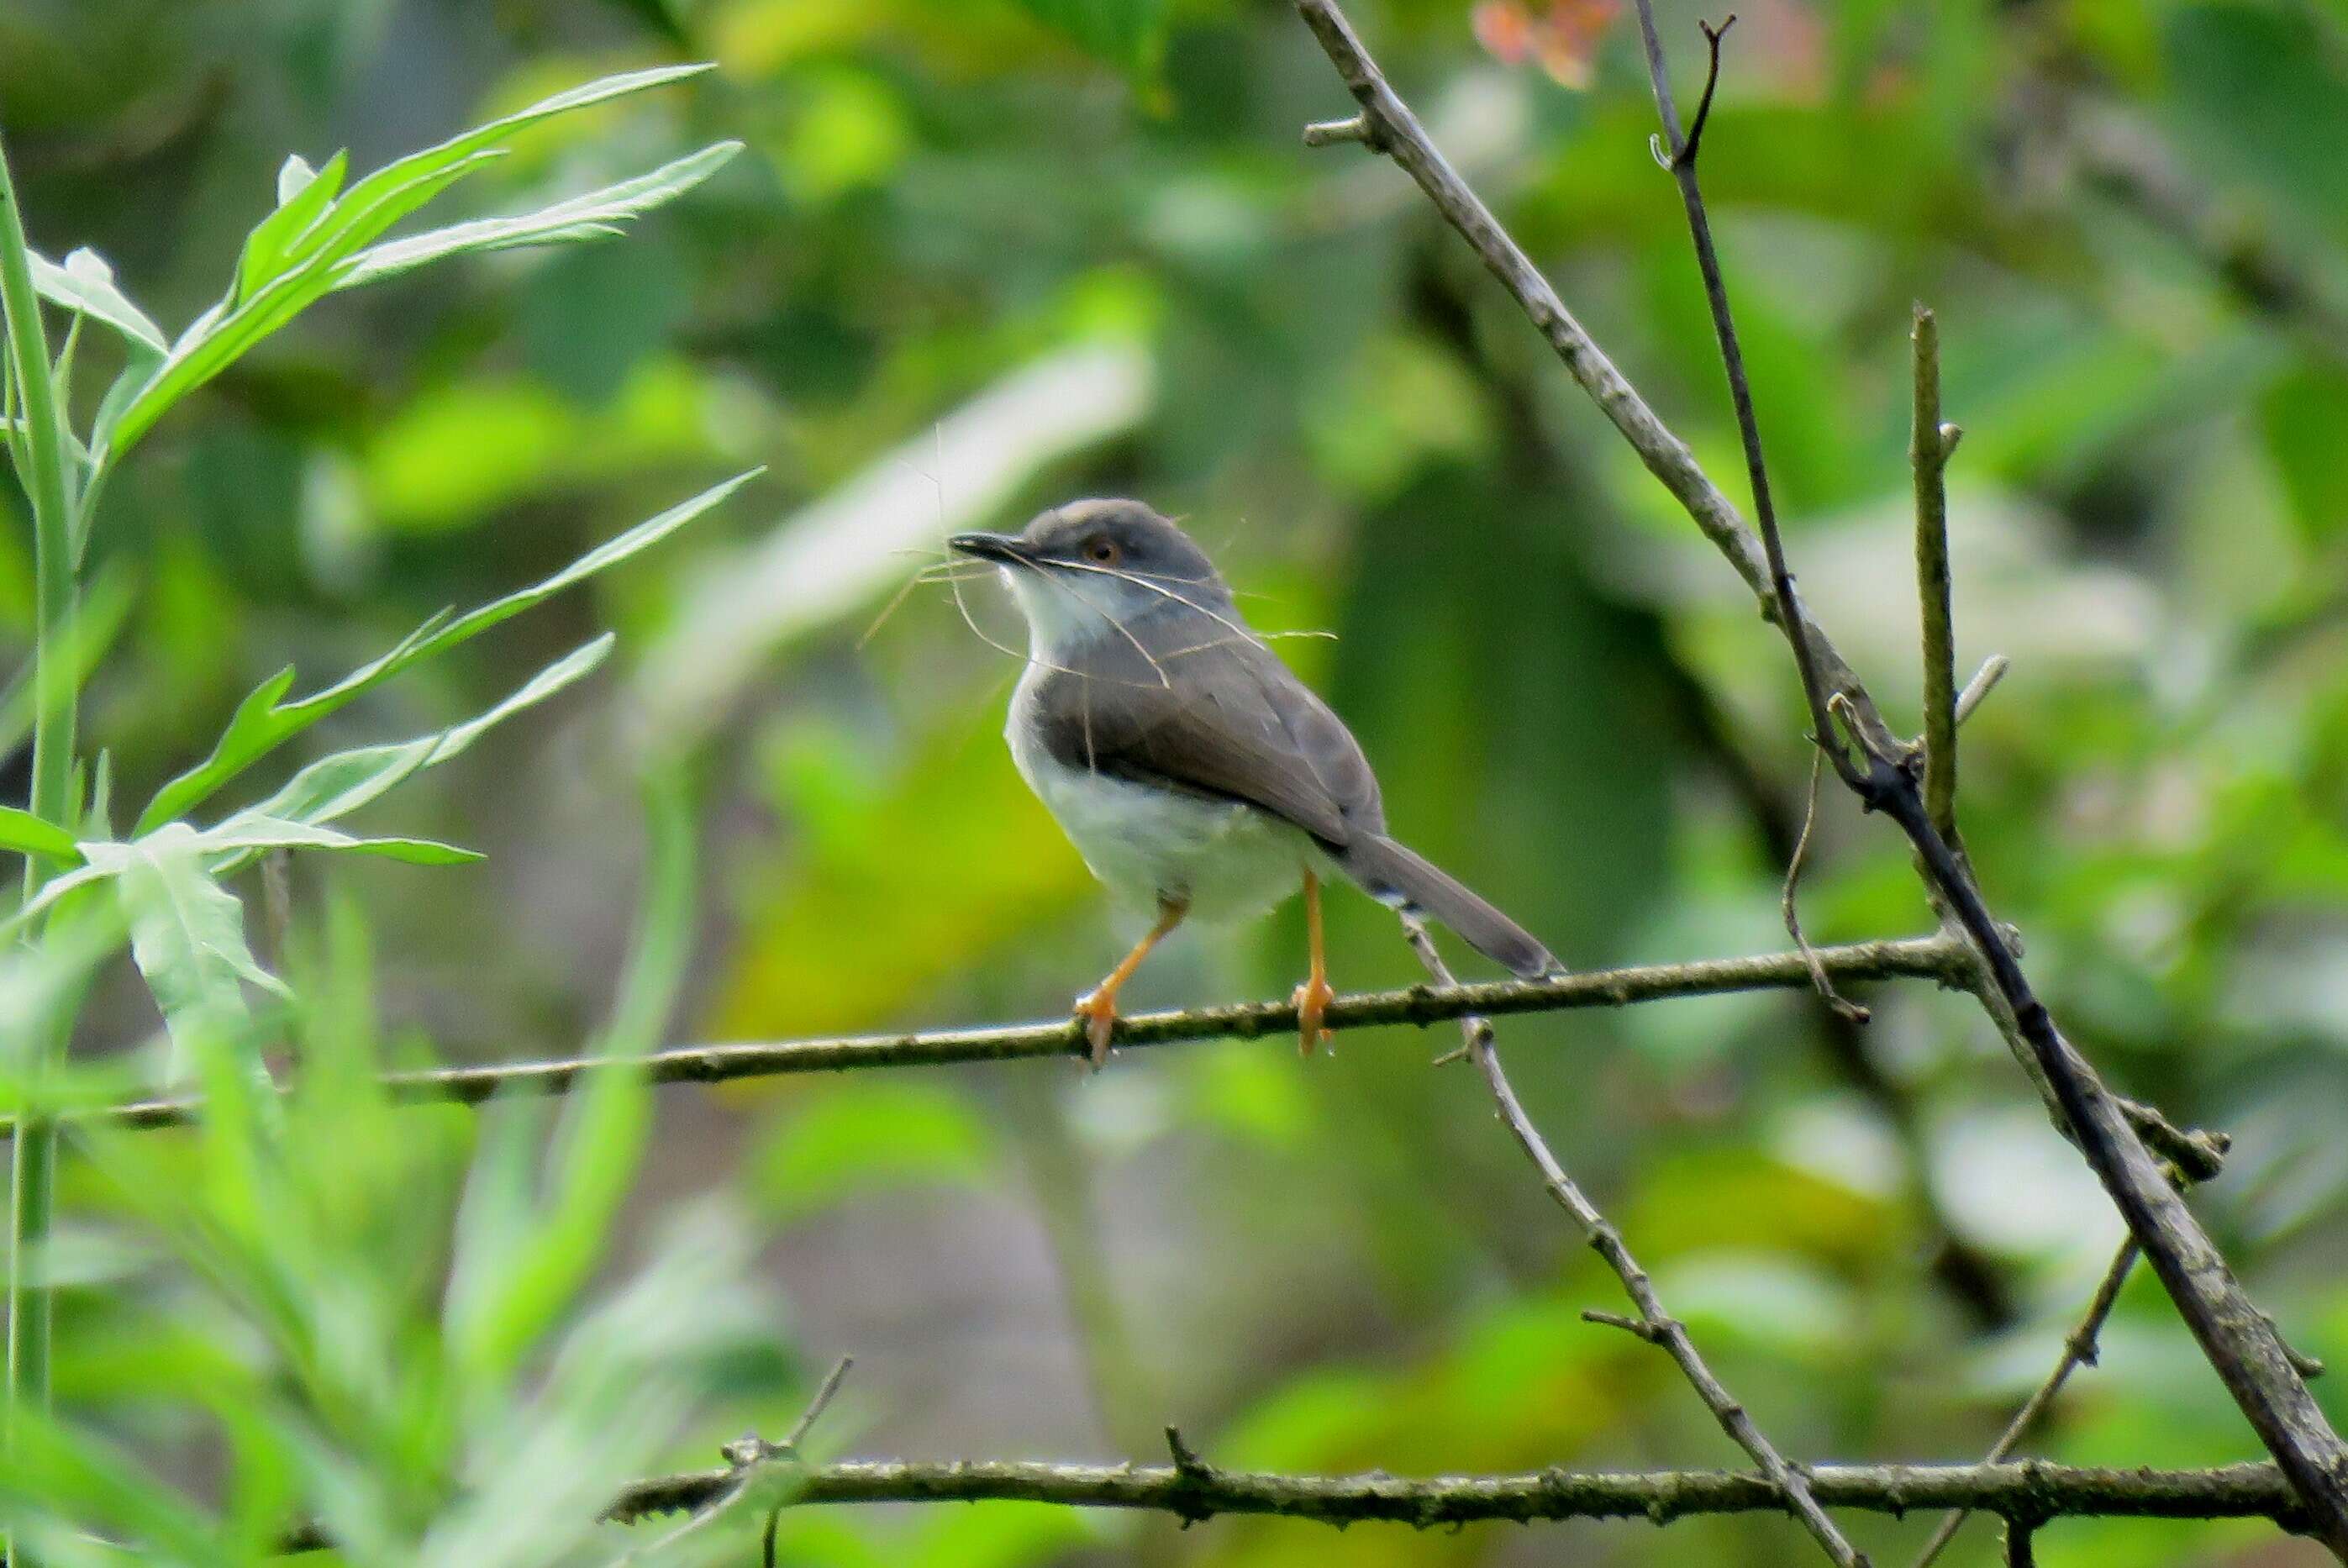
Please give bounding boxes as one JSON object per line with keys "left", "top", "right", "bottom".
{"left": 1011, "top": 720, "right": 1309, "bottom": 926}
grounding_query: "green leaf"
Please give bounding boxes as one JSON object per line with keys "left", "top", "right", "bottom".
{"left": 325, "top": 63, "right": 713, "bottom": 246}
{"left": 235, "top": 634, "right": 617, "bottom": 840}
{"left": 106, "top": 150, "right": 507, "bottom": 458}
{"left": 0, "top": 804, "right": 82, "bottom": 865}
{"left": 137, "top": 471, "right": 752, "bottom": 834}
{"left": 28, "top": 245, "right": 166, "bottom": 353}
{"left": 0, "top": 1408, "right": 249, "bottom": 1568}
{"left": 102, "top": 65, "right": 717, "bottom": 459}
{"left": 187, "top": 817, "right": 484, "bottom": 866}
{"left": 335, "top": 141, "right": 742, "bottom": 290}
{"left": 85, "top": 824, "right": 286, "bottom": 1076}
{"left": 234, "top": 150, "right": 350, "bottom": 305}
{"left": 232, "top": 634, "right": 615, "bottom": 843}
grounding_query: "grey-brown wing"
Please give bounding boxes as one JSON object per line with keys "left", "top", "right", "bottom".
{"left": 1031, "top": 618, "right": 1385, "bottom": 849}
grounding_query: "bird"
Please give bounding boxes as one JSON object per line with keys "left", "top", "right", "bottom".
{"left": 949, "top": 499, "right": 1558, "bottom": 1068}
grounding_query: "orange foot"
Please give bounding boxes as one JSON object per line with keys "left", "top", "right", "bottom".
{"left": 1074, "top": 987, "right": 1121, "bottom": 1071}
{"left": 1292, "top": 971, "right": 1335, "bottom": 1055}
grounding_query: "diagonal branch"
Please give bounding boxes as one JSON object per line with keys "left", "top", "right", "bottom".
{"left": 1287, "top": 3, "right": 2348, "bottom": 1550}
{"left": 30, "top": 935, "right": 1973, "bottom": 1130}
{"left": 1398, "top": 916, "right": 1868, "bottom": 1566}
{"left": 1911, "top": 1240, "right": 2140, "bottom": 1568}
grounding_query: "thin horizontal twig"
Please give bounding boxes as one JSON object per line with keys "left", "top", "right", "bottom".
{"left": 44, "top": 934, "right": 1972, "bottom": 1131}
{"left": 575, "top": 1456, "right": 2305, "bottom": 1534}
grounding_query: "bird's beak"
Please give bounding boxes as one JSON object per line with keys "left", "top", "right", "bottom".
{"left": 947, "top": 531, "right": 1030, "bottom": 566}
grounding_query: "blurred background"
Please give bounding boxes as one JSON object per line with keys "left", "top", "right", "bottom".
{"left": 6, "top": 0, "right": 2348, "bottom": 1563}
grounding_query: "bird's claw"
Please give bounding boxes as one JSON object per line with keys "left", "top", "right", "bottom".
{"left": 1292, "top": 973, "right": 1335, "bottom": 1055}
{"left": 1073, "top": 989, "right": 1119, "bottom": 1070}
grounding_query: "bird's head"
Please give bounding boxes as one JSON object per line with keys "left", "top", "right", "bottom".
{"left": 949, "top": 499, "right": 1236, "bottom": 655}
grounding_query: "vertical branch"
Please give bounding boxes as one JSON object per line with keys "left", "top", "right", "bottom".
{"left": 0, "top": 129, "right": 82, "bottom": 1565}
{"left": 1399, "top": 915, "right": 1870, "bottom": 1567}
{"left": 1911, "top": 306, "right": 1961, "bottom": 845}
{"left": 1629, "top": 8, "right": 1856, "bottom": 785}
{"left": 0, "top": 139, "right": 76, "bottom": 902}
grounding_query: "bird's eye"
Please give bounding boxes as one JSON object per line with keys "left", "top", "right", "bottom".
{"left": 1084, "top": 537, "right": 1120, "bottom": 565}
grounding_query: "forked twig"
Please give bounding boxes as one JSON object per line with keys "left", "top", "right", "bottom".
{"left": 1671, "top": 13, "right": 1735, "bottom": 171}
{"left": 1397, "top": 913, "right": 1866, "bottom": 1567}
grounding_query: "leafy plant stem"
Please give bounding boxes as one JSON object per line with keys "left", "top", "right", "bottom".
{"left": 0, "top": 127, "right": 87, "bottom": 1568}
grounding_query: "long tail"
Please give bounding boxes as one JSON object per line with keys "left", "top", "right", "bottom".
{"left": 1331, "top": 833, "right": 1558, "bottom": 979}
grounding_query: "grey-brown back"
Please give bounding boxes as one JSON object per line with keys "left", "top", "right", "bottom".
{"left": 1017, "top": 599, "right": 1383, "bottom": 851}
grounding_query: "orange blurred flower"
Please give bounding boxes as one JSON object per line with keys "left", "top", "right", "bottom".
{"left": 1472, "top": 0, "right": 1623, "bottom": 88}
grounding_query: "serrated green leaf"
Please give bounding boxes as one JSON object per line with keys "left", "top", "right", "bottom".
{"left": 138, "top": 471, "right": 750, "bottom": 834}
{"left": 335, "top": 142, "right": 741, "bottom": 290}
{"left": 0, "top": 804, "right": 82, "bottom": 865}
{"left": 235, "top": 150, "right": 350, "bottom": 306}
{"left": 85, "top": 824, "right": 286, "bottom": 1080}
{"left": 28, "top": 246, "right": 166, "bottom": 354}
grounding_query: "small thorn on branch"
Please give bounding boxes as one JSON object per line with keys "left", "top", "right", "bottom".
{"left": 1166, "top": 1425, "right": 1213, "bottom": 1478}
{"left": 1165, "top": 1426, "right": 1219, "bottom": 1529}
{"left": 1303, "top": 114, "right": 1376, "bottom": 148}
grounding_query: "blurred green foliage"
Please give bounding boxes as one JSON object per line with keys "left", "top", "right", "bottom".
{"left": 7, "top": 0, "right": 2348, "bottom": 1563}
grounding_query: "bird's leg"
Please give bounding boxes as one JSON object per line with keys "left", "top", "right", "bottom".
{"left": 1074, "top": 897, "right": 1187, "bottom": 1070}
{"left": 1292, "top": 868, "right": 1335, "bottom": 1055}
